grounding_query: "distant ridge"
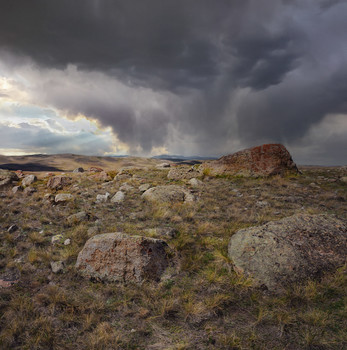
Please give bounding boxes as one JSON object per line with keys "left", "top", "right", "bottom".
{"left": 152, "top": 154, "right": 218, "bottom": 162}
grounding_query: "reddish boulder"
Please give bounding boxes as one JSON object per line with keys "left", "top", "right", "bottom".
{"left": 202, "top": 144, "right": 298, "bottom": 177}
{"left": 76, "top": 232, "right": 176, "bottom": 283}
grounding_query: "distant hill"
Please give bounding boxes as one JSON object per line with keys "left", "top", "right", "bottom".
{"left": 152, "top": 154, "right": 218, "bottom": 162}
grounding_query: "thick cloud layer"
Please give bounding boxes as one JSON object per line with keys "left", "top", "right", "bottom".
{"left": 0, "top": 0, "right": 346, "bottom": 163}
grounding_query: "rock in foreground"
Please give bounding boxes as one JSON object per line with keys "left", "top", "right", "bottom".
{"left": 228, "top": 214, "right": 347, "bottom": 291}
{"left": 76, "top": 232, "right": 175, "bottom": 283}
{"left": 202, "top": 143, "right": 298, "bottom": 177}
{"left": 0, "top": 170, "right": 18, "bottom": 191}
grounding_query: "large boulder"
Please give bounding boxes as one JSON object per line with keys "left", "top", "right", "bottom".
{"left": 142, "top": 185, "right": 195, "bottom": 203}
{"left": 47, "top": 176, "right": 71, "bottom": 190}
{"left": 228, "top": 214, "right": 347, "bottom": 291}
{"left": 202, "top": 144, "right": 298, "bottom": 177}
{"left": 0, "top": 170, "right": 18, "bottom": 191}
{"left": 76, "top": 232, "right": 176, "bottom": 283}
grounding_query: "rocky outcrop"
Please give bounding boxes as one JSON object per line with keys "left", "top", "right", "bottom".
{"left": 76, "top": 232, "right": 176, "bottom": 283}
{"left": 142, "top": 185, "right": 195, "bottom": 203}
{"left": 47, "top": 176, "right": 71, "bottom": 190}
{"left": 0, "top": 170, "right": 18, "bottom": 191}
{"left": 202, "top": 144, "right": 298, "bottom": 177}
{"left": 228, "top": 214, "right": 347, "bottom": 291}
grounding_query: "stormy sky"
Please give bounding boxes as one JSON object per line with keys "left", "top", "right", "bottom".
{"left": 0, "top": 0, "right": 346, "bottom": 164}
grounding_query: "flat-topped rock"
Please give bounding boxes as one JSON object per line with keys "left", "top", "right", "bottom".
{"left": 142, "top": 185, "right": 195, "bottom": 203}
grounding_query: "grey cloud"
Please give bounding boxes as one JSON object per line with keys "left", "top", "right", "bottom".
{"left": 0, "top": 0, "right": 346, "bottom": 163}
{"left": 0, "top": 122, "right": 112, "bottom": 155}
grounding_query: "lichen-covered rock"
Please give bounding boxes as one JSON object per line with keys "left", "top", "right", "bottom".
{"left": 76, "top": 232, "right": 176, "bottom": 283}
{"left": 47, "top": 176, "right": 71, "bottom": 190}
{"left": 228, "top": 214, "right": 347, "bottom": 291}
{"left": 202, "top": 144, "right": 298, "bottom": 177}
{"left": 0, "top": 170, "right": 18, "bottom": 191}
{"left": 142, "top": 185, "right": 195, "bottom": 203}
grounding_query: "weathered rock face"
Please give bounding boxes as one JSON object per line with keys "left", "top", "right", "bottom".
{"left": 142, "top": 185, "right": 195, "bottom": 203}
{"left": 76, "top": 232, "right": 175, "bottom": 283}
{"left": 0, "top": 170, "right": 18, "bottom": 191}
{"left": 228, "top": 214, "right": 347, "bottom": 291}
{"left": 167, "top": 166, "right": 202, "bottom": 180}
{"left": 202, "top": 144, "right": 298, "bottom": 177}
{"left": 47, "top": 176, "right": 71, "bottom": 190}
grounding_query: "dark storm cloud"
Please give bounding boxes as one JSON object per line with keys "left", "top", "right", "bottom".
{"left": 0, "top": 0, "right": 346, "bottom": 163}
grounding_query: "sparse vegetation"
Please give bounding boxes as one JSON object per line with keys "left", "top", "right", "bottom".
{"left": 0, "top": 163, "right": 346, "bottom": 349}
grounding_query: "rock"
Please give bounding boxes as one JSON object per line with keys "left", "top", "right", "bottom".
{"left": 0, "top": 170, "right": 19, "bottom": 191}
{"left": 189, "top": 178, "right": 203, "bottom": 187}
{"left": 156, "top": 162, "right": 171, "bottom": 169}
{"left": 119, "top": 183, "right": 134, "bottom": 192}
{"left": 256, "top": 201, "right": 269, "bottom": 208}
{"left": 201, "top": 144, "right": 298, "bottom": 177}
{"left": 76, "top": 232, "right": 176, "bottom": 283}
{"left": 47, "top": 176, "right": 71, "bottom": 190}
{"left": 111, "top": 191, "right": 125, "bottom": 203}
{"left": 15, "top": 170, "right": 24, "bottom": 178}
{"left": 309, "top": 182, "right": 319, "bottom": 188}
{"left": 50, "top": 261, "right": 64, "bottom": 273}
{"left": 51, "top": 234, "right": 64, "bottom": 244}
{"left": 8, "top": 224, "right": 19, "bottom": 233}
{"left": 139, "top": 184, "right": 151, "bottom": 193}
{"left": 55, "top": 193, "right": 74, "bottom": 203}
{"left": 96, "top": 192, "right": 110, "bottom": 203}
{"left": 90, "top": 171, "right": 111, "bottom": 182}
{"left": 12, "top": 186, "right": 23, "bottom": 194}
{"left": 22, "top": 175, "right": 37, "bottom": 187}
{"left": 23, "top": 186, "right": 37, "bottom": 195}
{"left": 167, "top": 166, "right": 201, "bottom": 180}
{"left": 340, "top": 176, "right": 347, "bottom": 183}
{"left": 142, "top": 185, "right": 195, "bottom": 203}
{"left": 67, "top": 211, "right": 89, "bottom": 225}
{"left": 87, "top": 226, "right": 100, "bottom": 236}
{"left": 43, "top": 193, "right": 55, "bottom": 203}
{"left": 89, "top": 166, "right": 104, "bottom": 172}
{"left": 228, "top": 214, "right": 347, "bottom": 291}
{"left": 145, "top": 227, "right": 178, "bottom": 239}
{"left": 73, "top": 167, "right": 85, "bottom": 173}
{"left": 64, "top": 239, "right": 71, "bottom": 246}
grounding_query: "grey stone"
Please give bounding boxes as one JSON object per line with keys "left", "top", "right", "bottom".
{"left": 12, "top": 186, "right": 23, "bottom": 194}
{"left": 228, "top": 214, "right": 347, "bottom": 291}
{"left": 51, "top": 234, "right": 64, "bottom": 244}
{"left": 73, "top": 167, "right": 85, "bottom": 173}
{"left": 22, "top": 175, "right": 37, "bottom": 187}
{"left": 189, "top": 178, "right": 203, "bottom": 187}
{"left": 0, "top": 170, "right": 19, "bottom": 191}
{"left": 111, "top": 191, "right": 125, "bottom": 203}
{"left": 50, "top": 261, "right": 64, "bottom": 273}
{"left": 47, "top": 176, "right": 71, "bottom": 190}
{"left": 23, "top": 186, "right": 37, "bottom": 195}
{"left": 96, "top": 192, "right": 110, "bottom": 203}
{"left": 119, "top": 183, "right": 134, "bottom": 192}
{"left": 138, "top": 184, "right": 151, "bottom": 193}
{"left": 55, "top": 193, "right": 74, "bottom": 203}
{"left": 67, "top": 211, "right": 89, "bottom": 225}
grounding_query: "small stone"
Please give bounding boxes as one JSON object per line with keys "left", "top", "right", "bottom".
{"left": 12, "top": 186, "right": 23, "bottom": 194}
{"left": 156, "top": 162, "right": 171, "bottom": 168}
{"left": 50, "top": 261, "right": 64, "bottom": 274}
{"left": 119, "top": 183, "right": 134, "bottom": 192}
{"left": 67, "top": 211, "right": 89, "bottom": 225}
{"left": 139, "top": 184, "right": 151, "bottom": 192}
{"left": 111, "top": 191, "right": 125, "bottom": 203}
{"left": 55, "top": 193, "right": 74, "bottom": 203}
{"left": 8, "top": 224, "right": 19, "bottom": 233}
{"left": 73, "top": 167, "right": 85, "bottom": 173}
{"left": 64, "top": 239, "right": 71, "bottom": 246}
{"left": 189, "top": 178, "right": 203, "bottom": 187}
{"left": 340, "top": 176, "right": 347, "bottom": 183}
{"left": 51, "top": 234, "right": 64, "bottom": 244}
{"left": 96, "top": 192, "right": 110, "bottom": 203}
{"left": 23, "top": 186, "right": 37, "bottom": 195}
{"left": 256, "top": 201, "right": 269, "bottom": 208}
